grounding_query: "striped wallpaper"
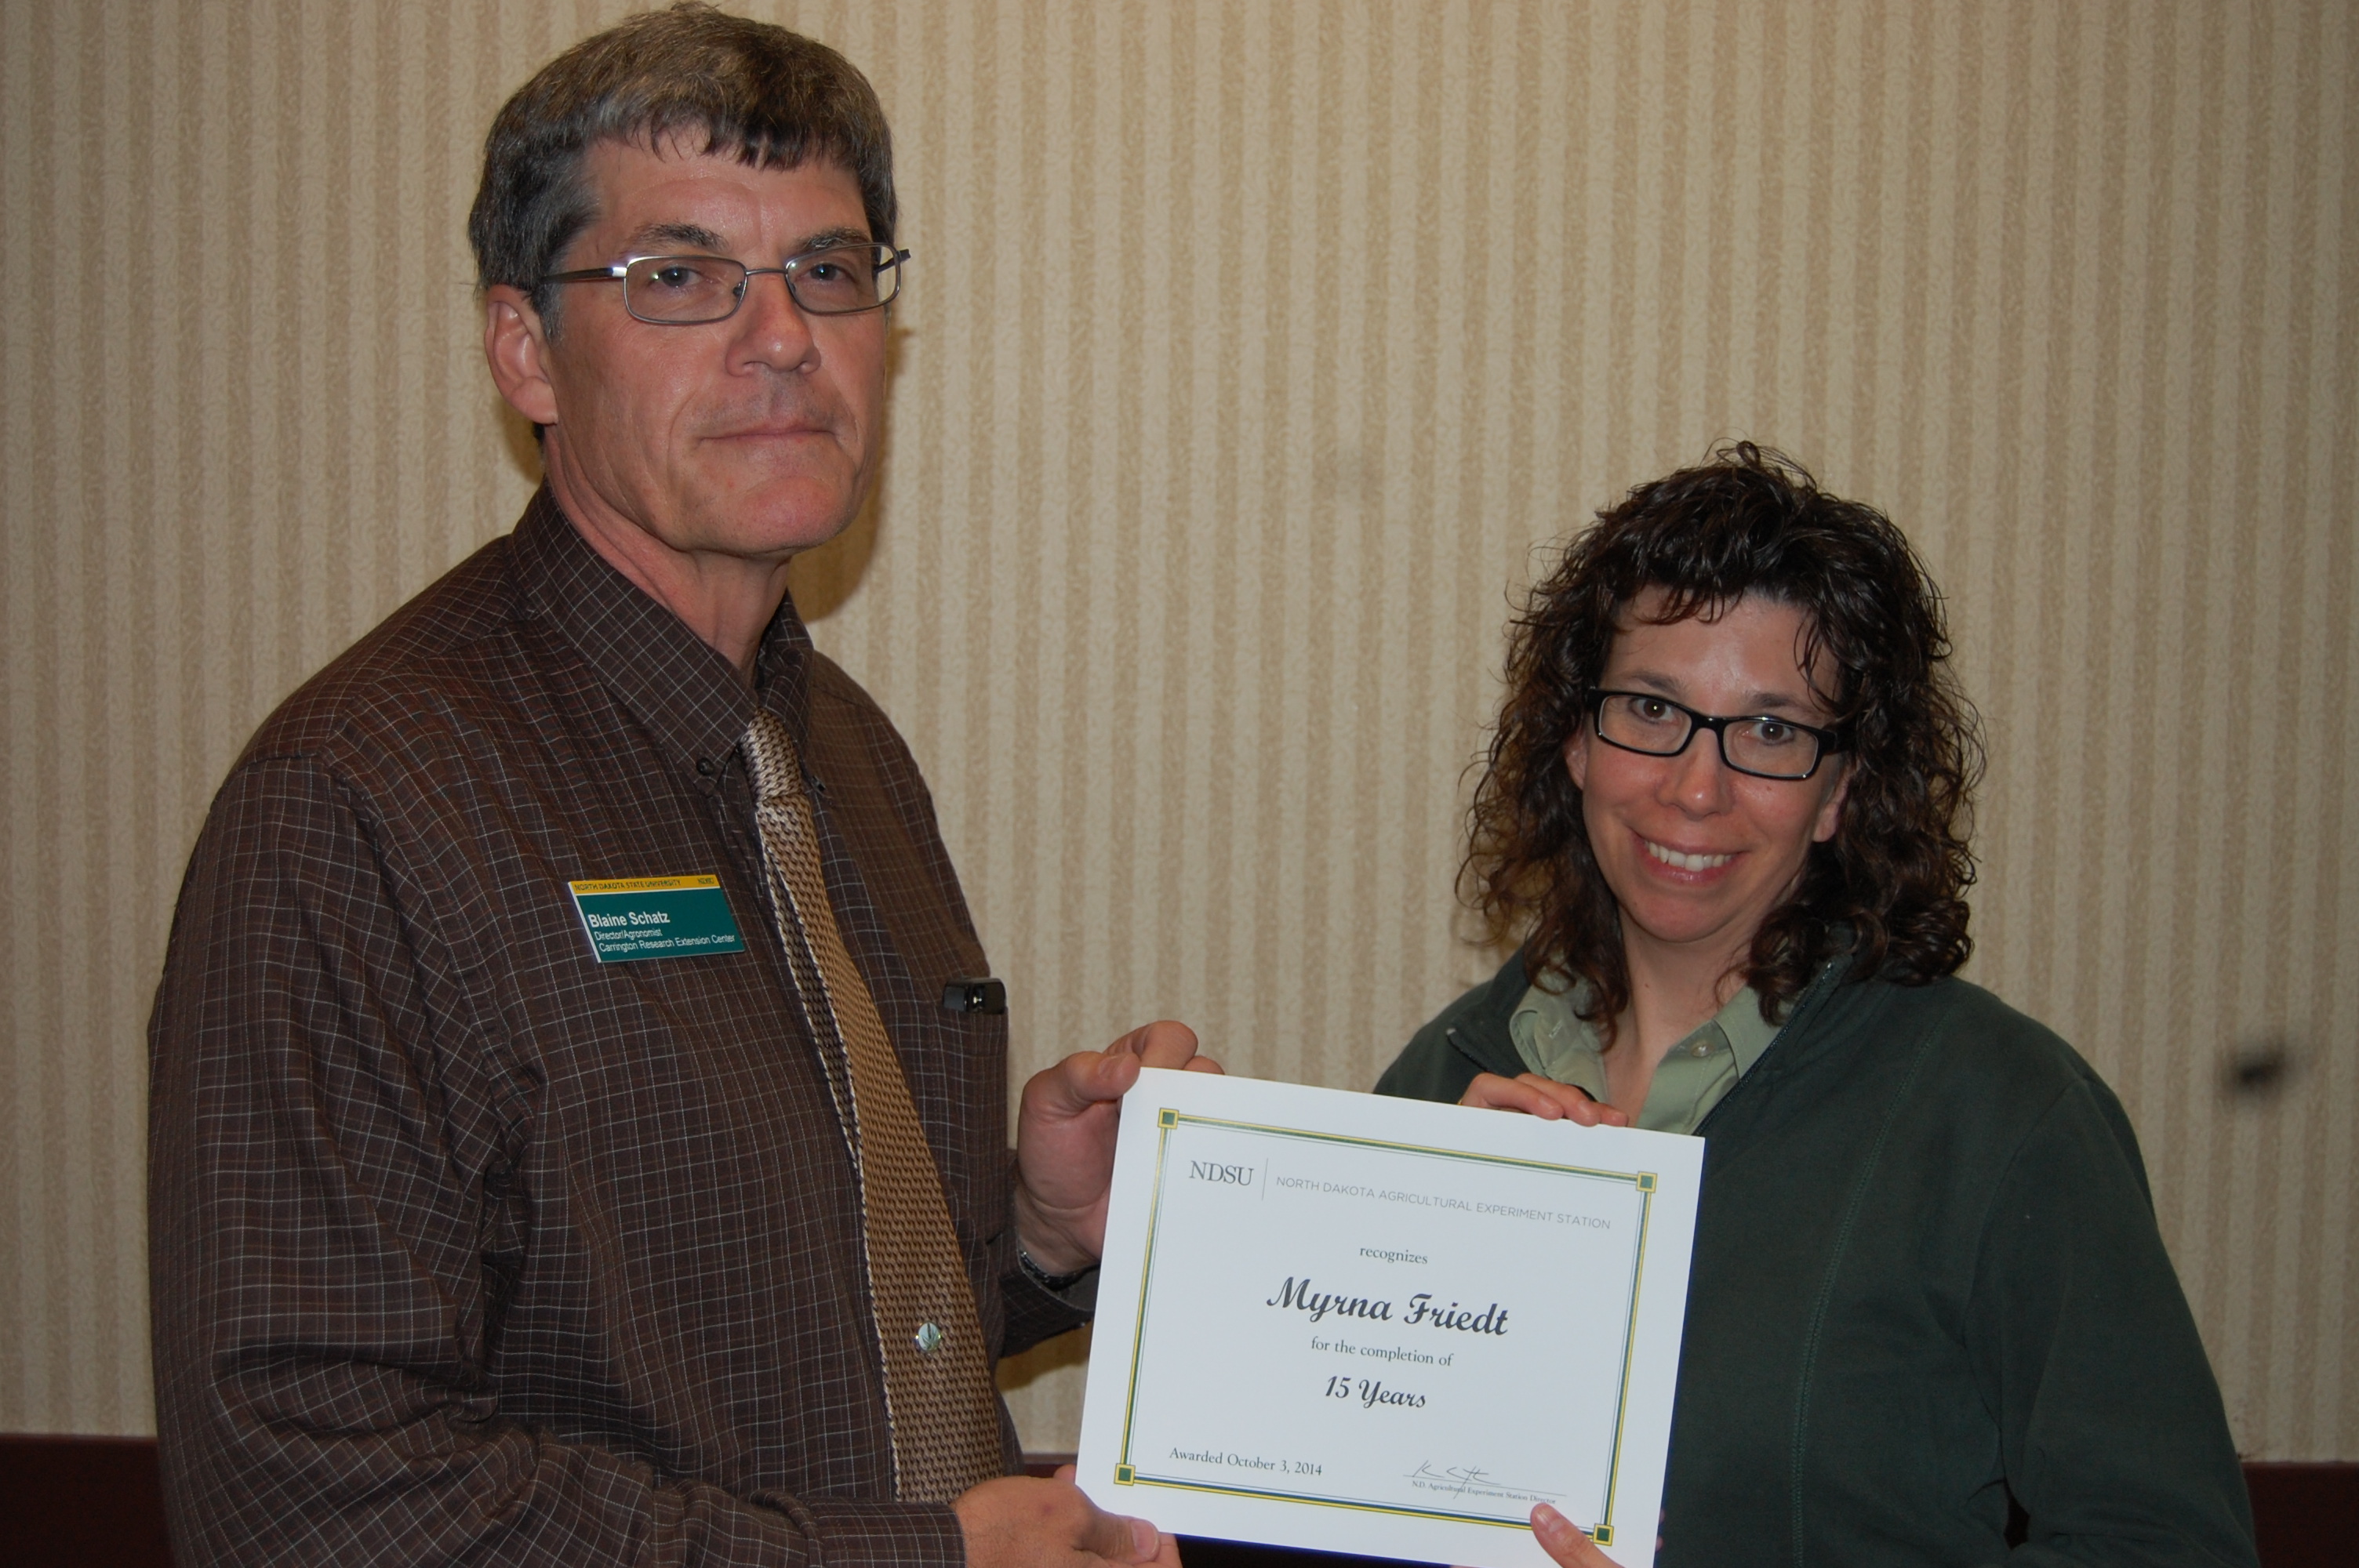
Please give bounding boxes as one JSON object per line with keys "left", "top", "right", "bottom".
{"left": 1, "top": 1, "right": 2352, "bottom": 1463}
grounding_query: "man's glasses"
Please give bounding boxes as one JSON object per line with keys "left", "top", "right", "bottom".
{"left": 540, "top": 244, "right": 911, "bottom": 324}
{"left": 1589, "top": 691, "right": 1845, "bottom": 781}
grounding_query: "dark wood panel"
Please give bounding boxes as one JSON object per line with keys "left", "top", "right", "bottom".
{"left": 2246, "top": 1464, "right": 2358, "bottom": 1568}
{"left": 0, "top": 1436, "right": 175, "bottom": 1568}
{"left": 3, "top": 1438, "right": 2346, "bottom": 1567}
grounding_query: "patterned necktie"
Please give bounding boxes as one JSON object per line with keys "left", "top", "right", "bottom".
{"left": 743, "top": 708, "right": 1006, "bottom": 1503}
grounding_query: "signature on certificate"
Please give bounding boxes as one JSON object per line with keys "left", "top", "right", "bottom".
{"left": 1405, "top": 1461, "right": 1562, "bottom": 1502}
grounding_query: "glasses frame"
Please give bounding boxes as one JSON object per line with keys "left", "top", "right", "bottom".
{"left": 540, "top": 244, "right": 912, "bottom": 324}
{"left": 1587, "top": 689, "right": 1846, "bottom": 781}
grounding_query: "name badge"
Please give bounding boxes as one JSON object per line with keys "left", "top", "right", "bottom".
{"left": 568, "top": 875, "right": 747, "bottom": 963}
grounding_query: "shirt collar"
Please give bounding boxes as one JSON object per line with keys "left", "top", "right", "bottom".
{"left": 1715, "top": 983, "right": 1783, "bottom": 1074}
{"left": 511, "top": 486, "right": 814, "bottom": 779}
{"left": 1509, "top": 976, "right": 1783, "bottom": 1083}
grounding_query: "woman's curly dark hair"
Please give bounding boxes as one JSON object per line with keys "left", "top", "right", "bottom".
{"left": 1467, "top": 443, "right": 1983, "bottom": 1028}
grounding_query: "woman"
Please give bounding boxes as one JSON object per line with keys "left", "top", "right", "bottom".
{"left": 1376, "top": 447, "right": 2254, "bottom": 1567}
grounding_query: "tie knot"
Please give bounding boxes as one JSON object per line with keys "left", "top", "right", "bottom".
{"left": 743, "top": 708, "right": 803, "bottom": 803}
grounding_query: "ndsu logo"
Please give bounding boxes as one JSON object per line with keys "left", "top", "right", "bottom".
{"left": 1189, "top": 1160, "right": 1255, "bottom": 1187}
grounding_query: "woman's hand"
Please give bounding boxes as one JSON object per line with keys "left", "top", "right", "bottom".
{"left": 1458, "top": 1072, "right": 1630, "bottom": 1127}
{"left": 1527, "top": 1503, "right": 1627, "bottom": 1566}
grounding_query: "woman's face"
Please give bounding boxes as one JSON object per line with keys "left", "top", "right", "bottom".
{"left": 1565, "top": 590, "right": 1852, "bottom": 972}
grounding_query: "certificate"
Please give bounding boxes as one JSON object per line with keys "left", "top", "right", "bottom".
{"left": 1075, "top": 1069, "right": 1703, "bottom": 1568}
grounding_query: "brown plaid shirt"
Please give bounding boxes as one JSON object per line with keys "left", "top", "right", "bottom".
{"left": 148, "top": 490, "right": 1084, "bottom": 1566}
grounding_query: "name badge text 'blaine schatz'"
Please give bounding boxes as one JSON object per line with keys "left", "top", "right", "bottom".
{"left": 568, "top": 875, "right": 747, "bottom": 963}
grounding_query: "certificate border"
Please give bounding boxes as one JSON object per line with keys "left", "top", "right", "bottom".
{"left": 1109, "top": 1109, "right": 1656, "bottom": 1546}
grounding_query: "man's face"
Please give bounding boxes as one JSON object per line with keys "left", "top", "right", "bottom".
{"left": 533, "top": 138, "right": 889, "bottom": 561}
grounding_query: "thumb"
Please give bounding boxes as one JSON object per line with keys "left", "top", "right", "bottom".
{"left": 1532, "top": 1503, "right": 1611, "bottom": 1566}
{"left": 1076, "top": 1503, "right": 1161, "bottom": 1564}
{"left": 1024, "top": 1048, "right": 1139, "bottom": 1123}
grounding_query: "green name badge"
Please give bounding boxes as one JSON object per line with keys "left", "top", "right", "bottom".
{"left": 569, "top": 874, "right": 747, "bottom": 963}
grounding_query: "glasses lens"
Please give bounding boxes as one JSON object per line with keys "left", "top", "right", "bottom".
{"left": 790, "top": 245, "right": 896, "bottom": 314}
{"left": 1723, "top": 718, "right": 1821, "bottom": 779}
{"left": 623, "top": 256, "right": 747, "bottom": 323}
{"left": 1596, "top": 695, "right": 1693, "bottom": 756}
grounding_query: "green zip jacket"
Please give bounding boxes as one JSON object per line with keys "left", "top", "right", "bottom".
{"left": 1375, "top": 951, "right": 2256, "bottom": 1568}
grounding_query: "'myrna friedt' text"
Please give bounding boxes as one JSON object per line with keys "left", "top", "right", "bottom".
{"left": 1266, "top": 1276, "right": 1509, "bottom": 1335}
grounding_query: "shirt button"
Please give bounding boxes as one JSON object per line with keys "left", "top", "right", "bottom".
{"left": 1689, "top": 1040, "right": 1714, "bottom": 1058}
{"left": 696, "top": 757, "right": 717, "bottom": 777}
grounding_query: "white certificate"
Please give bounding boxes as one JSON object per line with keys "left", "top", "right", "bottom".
{"left": 1075, "top": 1069, "right": 1703, "bottom": 1568}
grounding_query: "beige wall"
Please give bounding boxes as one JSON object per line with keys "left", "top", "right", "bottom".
{"left": 2, "top": 0, "right": 2353, "bottom": 1462}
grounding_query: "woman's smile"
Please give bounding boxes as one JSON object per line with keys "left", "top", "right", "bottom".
{"left": 1639, "top": 836, "right": 1738, "bottom": 875}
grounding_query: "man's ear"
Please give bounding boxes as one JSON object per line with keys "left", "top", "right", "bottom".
{"left": 484, "top": 285, "right": 560, "bottom": 427}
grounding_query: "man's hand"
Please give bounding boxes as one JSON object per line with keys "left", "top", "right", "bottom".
{"left": 1458, "top": 1072, "right": 1629, "bottom": 1127}
{"left": 954, "top": 1469, "right": 1179, "bottom": 1568}
{"left": 1014, "top": 1022, "right": 1219, "bottom": 1274}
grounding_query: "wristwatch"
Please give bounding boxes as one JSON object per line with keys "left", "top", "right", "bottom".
{"left": 1017, "top": 1248, "right": 1096, "bottom": 1294}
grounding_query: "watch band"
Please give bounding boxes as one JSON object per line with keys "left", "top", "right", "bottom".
{"left": 1018, "top": 1248, "right": 1096, "bottom": 1294}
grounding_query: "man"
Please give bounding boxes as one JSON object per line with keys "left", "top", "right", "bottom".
{"left": 148, "top": 8, "right": 1208, "bottom": 1564}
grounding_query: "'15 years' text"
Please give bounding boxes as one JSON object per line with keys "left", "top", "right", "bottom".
{"left": 1325, "top": 1374, "right": 1424, "bottom": 1409}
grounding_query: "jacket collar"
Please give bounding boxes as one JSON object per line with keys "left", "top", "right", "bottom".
{"left": 1447, "top": 949, "right": 1536, "bottom": 1080}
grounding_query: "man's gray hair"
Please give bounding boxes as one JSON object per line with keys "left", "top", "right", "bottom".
{"left": 468, "top": 2, "right": 895, "bottom": 332}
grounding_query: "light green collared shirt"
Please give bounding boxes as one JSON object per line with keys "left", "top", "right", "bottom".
{"left": 1507, "top": 978, "right": 1785, "bottom": 1135}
